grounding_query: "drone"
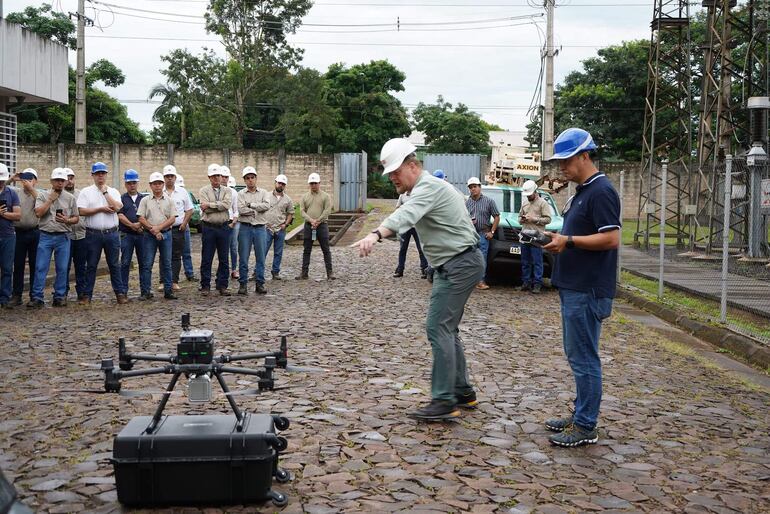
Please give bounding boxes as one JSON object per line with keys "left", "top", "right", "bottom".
{"left": 66, "top": 313, "right": 323, "bottom": 507}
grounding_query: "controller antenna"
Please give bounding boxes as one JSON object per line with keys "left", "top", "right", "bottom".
{"left": 182, "top": 313, "right": 191, "bottom": 331}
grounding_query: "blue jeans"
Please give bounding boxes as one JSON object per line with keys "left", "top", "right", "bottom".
{"left": 141, "top": 231, "right": 172, "bottom": 295}
{"left": 200, "top": 224, "right": 230, "bottom": 290}
{"left": 230, "top": 221, "right": 240, "bottom": 273}
{"left": 183, "top": 227, "right": 194, "bottom": 278}
{"left": 239, "top": 224, "right": 267, "bottom": 285}
{"left": 477, "top": 230, "right": 490, "bottom": 278}
{"left": 13, "top": 228, "right": 39, "bottom": 299}
{"left": 66, "top": 238, "right": 87, "bottom": 298}
{"left": 521, "top": 243, "right": 544, "bottom": 286}
{"left": 396, "top": 228, "right": 428, "bottom": 272}
{"left": 120, "top": 231, "right": 145, "bottom": 294}
{"left": 84, "top": 230, "right": 124, "bottom": 298}
{"left": 265, "top": 228, "right": 286, "bottom": 275}
{"left": 559, "top": 288, "right": 613, "bottom": 430}
{"left": 0, "top": 233, "right": 15, "bottom": 304}
{"left": 32, "top": 232, "right": 71, "bottom": 301}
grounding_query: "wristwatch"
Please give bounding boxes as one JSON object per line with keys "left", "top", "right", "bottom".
{"left": 371, "top": 229, "right": 383, "bottom": 242}
{"left": 566, "top": 235, "right": 575, "bottom": 249}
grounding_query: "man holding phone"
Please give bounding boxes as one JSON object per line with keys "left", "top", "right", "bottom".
{"left": 29, "top": 168, "right": 79, "bottom": 308}
{"left": 0, "top": 164, "right": 22, "bottom": 308}
{"left": 9, "top": 168, "right": 40, "bottom": 306}
{"left": 518, "top": 179, "right": 552, "bottom": 294}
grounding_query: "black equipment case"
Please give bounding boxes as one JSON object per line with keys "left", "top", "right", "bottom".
{"left": 112, "top": 413, "right": 289, "bottom": 506}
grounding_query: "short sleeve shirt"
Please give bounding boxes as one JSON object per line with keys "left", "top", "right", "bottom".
{"left": 137, "top": 194, "right": 176, "bottom": 226}
{"left": 264, "top": 192, "right": 294, "bottom": 231}
{"left": 0, "top": 187, "right": 20, "bottom": 236}
{"left": 77, "top": 185, "right": 122, "bottom": 230}
{"left": 551, "top": 172, "right": 621, "bottom": 298}
{"left": 36, "top": 190, "right": 77, "bottom": 233}
{"left": 167, "top": 186, "right": 193, "bottom": 226}
{"left": 465, "top": 194, "right": 500, "bottom": 232}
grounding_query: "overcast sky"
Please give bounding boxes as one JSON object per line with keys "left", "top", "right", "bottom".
{"left": 5, "top": 0, "right": 668, "bottom": 134}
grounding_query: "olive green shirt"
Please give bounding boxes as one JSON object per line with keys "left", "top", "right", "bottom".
{"left": 300, "top": 190, "right": 331, "bottom": 224}
{"left": 518, "top": 194, "right": 552, "bottom": 231}
{"left": 237, "top": 188, "right": 271, "bottom": 226}
{"left": 35, "top": 190, "right": 77, "bottom": 233}
{"left": 382, "top": 171, "right": 479, "bottom": 267}
{"left": 137, "top": 194, "right": 176, "bottom": 226}
{"left": 68, "top": 188, "right": 86, "bottom": 240}
{"left": 199, "top": 185, "right": 233, "bottom": 225}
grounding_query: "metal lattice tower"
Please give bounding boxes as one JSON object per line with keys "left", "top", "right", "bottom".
{"left": 635, "top": 0, "right": 693, "bottom": 249}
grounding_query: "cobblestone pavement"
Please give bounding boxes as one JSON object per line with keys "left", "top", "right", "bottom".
{"left": 1, "top": 217, "right": 769, "bottom": 513}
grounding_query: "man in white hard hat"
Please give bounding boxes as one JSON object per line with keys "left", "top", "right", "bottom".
{"left": 199, "top": 164, "right": 234, "bottom": 295}
{"left": 542, "top": 127, "right": 621, "bottom": 448}
{"left": 219, "top": 166, "right": 240, "bottom": 280}
{"left": 64, "top": 168, "right": 87, "bottom": 302}
{"left": 174, "top": 173, "right": 196, "bottom": 281}
{"left": 28, "top": 168, "right": 80, "bottom": 308}
{"left": 296, "top": 172, "right": 334, "bottom": 280}
{"left": 162, "top": 165, "right": 194, "bottom": 289}
{"left": 9, "top": 168, "right": 40, "bottom": 306}
{"left": 465, "top": 176, "right": 500, "bottom": 290}
{"left": 518, "top": 179, "right": 551, "bottom": 293}
{"left": 137, "top": 172, "right": 177, "bottom": 300}
{"left": 236, "top": 166, "right": 271, "bottom": 295}
{"left": 352, "top": 138, "right": 483, "bottom": 421}
{"left": 0, "top": 163, "right": 22, "bottom": 308}
{"left": 264, "top": 174, "right": 294, "bottom": 281}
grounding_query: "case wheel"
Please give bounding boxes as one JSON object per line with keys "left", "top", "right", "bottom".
{"left": 273, "top": 436, "right": 288, "bottom": 452}
{"left": 270, "top": 490, "right": 288, "bottom": 507}
{"left": 275, "top": 468, "right": 292, "bottom": 483}
{"left": 274, "top": 416, "right": 290, "bottom": 431}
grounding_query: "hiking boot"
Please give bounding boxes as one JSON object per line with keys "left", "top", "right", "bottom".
{"left": 186, "top": 275, "right": 197, "bottom": 282}
{"left": 456, "top": 390, "right": 478, "bottom": 409}
{"left": 199, "top": 288, "right": 210, "bottom": 296}
{"left": 519, "top": 283, "right": 531, "bottom": 292}
{"left": 0, "top": 303, "right": 9, "bottom": 309}
{"left": 327, "top": 272, "right": 336, "bottom": 281}
{"left": 172, "top": 283, "right": 180, "bottom": 291}
{"left": 532, "top": 284, "right": 542, "bottom": 294}
{"left": 295, "top": 271, "right": 309, "bottom": 280}
{"left": 476, "top": 281, "right": 490, "bottom": 290}
{"left": 255, "top": 283, "right": 267, "bottom": 294}
{"left": 164, "top": 292, "right": 178, "bottom": 300}
{"left": 27, "top": 299, "right": 44, "bottom": 309}
{"left": 217, "top": 288, "right": 231, "bottom": 297}
{"left": 116, "top": 294, "right": 129, "bottom": 305}
{"left": 78, "top": 296, "right": 91, "bottom": 305}
{"left": 52, "top": 297, "right": 67, "bottom": 307}
{"left": 545, "top": 416, "right": 573, "bottom": 432}
{"left": 421, "top": 268, "right": 428, "bottom": 279}
{"left": 271, "top": 271, "right": 282, "bottom": 281}
{"left": 9, "top": 295, "right": 22, "bottom": 307}
{"left": 237, "top": 284, "right": 248, "bottom": 296}
{"left": 548, "top": 424, "right": 599, "bottom": 447}
{"left": 138, "top": 292, "right": 154, "bottom": 301}
{"left": 408, "top": 400, "right": 460, "bottom": 421}
{"left": 393, "top": 269, "right": 404, "bottom": 278}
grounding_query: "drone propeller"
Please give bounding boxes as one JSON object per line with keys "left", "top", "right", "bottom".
{"left": 78, "top": 362, "right": 104, "bottom": 370}
{"left": 222, "top": 384, "right": 298, "bottom": 397}
{"left": 283, "top": 364, "right": 325, "bottom": 374}
{"left": 56, "top": 388, "right": 177, "bottom": 398}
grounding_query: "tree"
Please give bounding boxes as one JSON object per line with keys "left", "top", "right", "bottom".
{"left": 5, "top": 3, "right": 76, "bottom": 49}
{"left": 412, "top": 96, "right": 491, "bottom": 154}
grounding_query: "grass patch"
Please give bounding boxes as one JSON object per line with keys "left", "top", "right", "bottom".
{"left": 620, "top": 271, "right": 770, "bottom": 341}
{"left": 286, "top": 204, "right": 303, "bottom": 233}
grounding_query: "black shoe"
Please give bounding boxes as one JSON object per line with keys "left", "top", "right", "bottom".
{"left": 164, "top": 293, "right": 179, "bottom": 300}
{"left": 327, "top": 272, "right": 336, "bottom": 281}
{"left": 421, "top": 269, "right": 428, "bottom": 279}
{"left": 532, "top": 284, "right": 542, "bottom": 294}
{"left": 545, "top": 416, "right": 573, "bottom": 432}
{"left": 186, "top": 275, "right": 197, "bottom": 282}
{"left": 271, "top": 272, "right": 282, "bottom": 281}
{"left": 408, "top": 400, "right": 461, "bottom": 421}
{"left": 238, "top": 284, "right": 248, "bottom": 296}
{"left": 52, "top": 298, "right": 67, "bottom": 307}
{"left": 138, "top": 292, "right": 154, "bottom": 301}
{"left": 295, "top": 272, "right": 308, "bottom": 280}
{"left": 199, "top": 288, "right": 210, "bottom": 296}
{"left": 393, "top": 269, "right": 404, "bottom": 278}
{"left": 255, "top": 283, "right": 267, "bottom": 294}
{"left": 456, "top": 390, "right": 478, "bottom": 409}
{"left": 9, "top": 295, "right": 22, "bottom": 307}
{"left": 27, "top": 300, "right": 44, "bottom": 309}
{"left": 519, "top": 283, "right": 532, "bottom": 292}
{"left": 548, "top": 424, "right": 599, "bottom": 447}
{"left": 218, "top": 288, "right": 231, "bottom": 297}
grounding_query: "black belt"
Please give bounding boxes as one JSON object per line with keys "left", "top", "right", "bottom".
{"left": 40, "top": 230, "right": 68, "bottom": 236}
{"left": 86, "top": 227, "right": 118, "bottom": 234}
{"left": 202, "top": 221, "right": 227, "bottom": 228}
{"left": 244, "top": 223, "right": 265, "bottom": 227}
{"left": 161, "top": 228, "right": 171, "bottom": 233}
{"left": 14, "top": 227, "right": 38, "bottom": 233}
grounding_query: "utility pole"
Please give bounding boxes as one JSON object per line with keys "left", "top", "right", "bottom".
{"left": 542, "top": 0, "right": 556, "bottom": 160}
{"left": 73, "top": 0, "right": 89, "bottom": 144}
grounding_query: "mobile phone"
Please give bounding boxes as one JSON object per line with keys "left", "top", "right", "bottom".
{"left": 0, "top": 200, "right": 6, "bottom": 208}
{"left": 56, "top": 208, "right": 64, "bottom": 216}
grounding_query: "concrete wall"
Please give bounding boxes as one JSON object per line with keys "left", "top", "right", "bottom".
{"left": 16, "top": 144, "right": 336, "bottom": 206}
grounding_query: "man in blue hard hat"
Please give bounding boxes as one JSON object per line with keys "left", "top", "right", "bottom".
{"left": 542, "top": 128, "right": 621, "bottom": 448}
{"left": 117, "top": 170, "right": 146, "bottom": 299}
{"left": 76, "top": 162, "right": 127, "bottom": 304}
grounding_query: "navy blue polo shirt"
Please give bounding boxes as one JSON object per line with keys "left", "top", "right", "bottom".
{"left": 0, "top": 187, "right": 20, "bottom": 236}
{"left": 551, "top": 172, "right": 621, "bottom": 298}
{"left": 118, "top": 192, "right": 146, "bottom": 234}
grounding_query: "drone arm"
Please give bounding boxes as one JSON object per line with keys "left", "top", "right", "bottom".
{"left": 124, "top": 353, "right": 175, "bottom": 364}
{"left": 114, "top": 366, "right": 173, "bottom": 379}
{"left": 217, "top": 351, "right": 278, "bottom": 363}
{"left": 217, "top": 365, "right": 269, "bottom": 377}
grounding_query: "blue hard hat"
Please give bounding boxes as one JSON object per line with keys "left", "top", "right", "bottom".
{"left": 433, "top": 169, "right": 446, "bottom": 180}
{"left": 549, "top": 128, "right": 598, "bottom": 160}
{"left": 123, "top": 169, "right": 140, "bottom": 182}
{"left": 91, "top": 162, "right": 109, "bottom": 173}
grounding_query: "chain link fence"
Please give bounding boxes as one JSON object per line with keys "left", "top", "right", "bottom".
{"left": 619, "top": 158, "right": 770, "bottom": 346}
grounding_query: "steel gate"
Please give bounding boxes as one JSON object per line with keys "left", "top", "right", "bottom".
{"left": 423, "top": 153, "right": 483, "bottom": 194}
{"left": 334, "top": 151, "right": 367, "bottom": 211}
{"left": 0, "top": 112, "right": 17, "bottom": 174}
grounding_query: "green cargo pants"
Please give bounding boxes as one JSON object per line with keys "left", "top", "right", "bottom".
{"left": 426, "top": 247, "right": 484, "bottom": 403}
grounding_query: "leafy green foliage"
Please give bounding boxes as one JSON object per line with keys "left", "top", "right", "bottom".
{"left": 5, "top": 3, "right": 76, "bottom": 49}
{"left": 413, "top": 96, "right": 491, "bottom": 154}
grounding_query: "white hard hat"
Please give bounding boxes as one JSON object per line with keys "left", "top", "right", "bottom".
{"left": 242, "top": 166, "right": 257, "bottom": 178}
{"left": 149, "top": 172, "right": 165, "bottom": 183}
{"left": 275, "top": 174, "right": 288, "bottom": 184}
{"left": 207, "top": 163, "right": 221, "bottom": 176}
{"left": 307, "top": 172, "right": 321, "bottom": 184}
{"left": 227, "top": 176, "right": 236, "bottom": 188}
{"left": 0, "top": 163, "right": 10, "bottom": 181}
{"left": 522, "top": 179, "right": 538, "bottom": 196}
{"left": 379, "top": 138, "right": 417, "bottom": 175}
{"left": 219, "top": 166, "right": 231, "bottom": 178}
{"left": 176, "top": 175, "right": 185, "bottom": 187}
{"left": 467, "top": 176, "right": 481, "bottom": 186}
{"left": 163, "top": 164, "right": 177, "bottom": 176}
{"left": 51, "top": 168, "right": 68, "bottom": 181}
{"left": 64, "top": 167, "right": 75, "bottom": 176}
{"left": 21, "top": 168, "right": 39, "bottom": 179}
